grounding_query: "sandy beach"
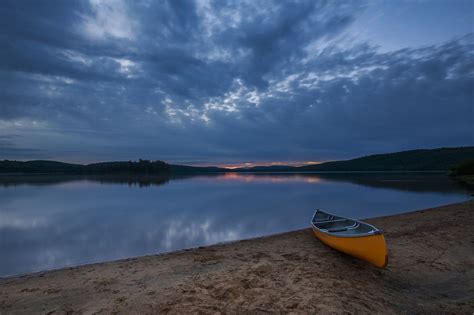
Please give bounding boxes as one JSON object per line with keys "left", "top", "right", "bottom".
{"left": 1, "top": 200, "right": 473, "bottom": 314}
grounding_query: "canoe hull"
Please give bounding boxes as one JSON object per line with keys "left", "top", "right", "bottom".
{"left": 312, "top": 228, "right": 388, "bottom": 268}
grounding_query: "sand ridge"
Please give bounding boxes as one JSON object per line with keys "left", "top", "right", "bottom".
{"left": 1, "top": 201, "right": 473, "bottom": 314}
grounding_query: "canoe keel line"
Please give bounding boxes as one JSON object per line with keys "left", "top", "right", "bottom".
{"left": 311, "top": 210, "right": 388, "bottom": 268}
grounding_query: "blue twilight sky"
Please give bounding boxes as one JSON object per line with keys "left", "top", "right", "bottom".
{"left": 0, "top": 0, "right": 473, "bottom": 165}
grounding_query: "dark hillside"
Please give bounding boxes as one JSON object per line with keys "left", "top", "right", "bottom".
{"left": 0, "top": 159, "right": 170, "bottom": 175}
{"left": 298, "top": 147, "right": 474, "bottom": 172}
{"left": 0, "top": 160, "right": 83, "bottom": 174}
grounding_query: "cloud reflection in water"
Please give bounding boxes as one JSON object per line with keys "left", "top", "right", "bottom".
{"left": 0, "top": 173, "right": 470, "bottom": 276}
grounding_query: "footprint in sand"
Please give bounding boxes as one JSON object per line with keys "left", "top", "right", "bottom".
{"left": 20, "top": 288, "right": 40, "bottom": 293}
{"left": 44, "top": 288, "right": 61, "bottom": 294}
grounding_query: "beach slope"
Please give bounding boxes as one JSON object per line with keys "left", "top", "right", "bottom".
{"left": 1, "top": 201, "right": 473, "bottom": 314}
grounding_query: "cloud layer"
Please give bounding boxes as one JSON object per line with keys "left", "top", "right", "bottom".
{"left": 1, "top": 0, "right": 473, "bottom": 163}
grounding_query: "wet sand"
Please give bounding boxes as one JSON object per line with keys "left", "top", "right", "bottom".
{"left": 1, "top": 200, "right": 473, "bottom": 314}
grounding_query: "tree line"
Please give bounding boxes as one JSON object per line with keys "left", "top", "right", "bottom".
{"left": 0, "top": 159, "right": 170, "bottom": 175}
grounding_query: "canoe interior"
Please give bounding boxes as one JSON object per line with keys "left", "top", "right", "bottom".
{"left": 312, "top": 210, "right": 378, "bottom": 237}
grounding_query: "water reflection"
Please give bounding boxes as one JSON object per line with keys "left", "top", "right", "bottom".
{"left": 203, "top": 172, "right": 468, "bottom": 192}
{"left": 0, "top": 174, "right": 170, "bottom": 188}
{"left": 0, "top": 173, "right": 470, "bottom": 277}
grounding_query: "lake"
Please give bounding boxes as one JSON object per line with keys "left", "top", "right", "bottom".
{"left": 0, "top": 172, "right": 471, "bottom": 277}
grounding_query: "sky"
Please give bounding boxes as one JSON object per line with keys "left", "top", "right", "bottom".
{"left": 0, "top": 0, "right": 473, "bottom": 166}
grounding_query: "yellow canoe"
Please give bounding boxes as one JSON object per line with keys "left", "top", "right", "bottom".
{"left": 311, "top": 209, "right": 388, "bottom": 268}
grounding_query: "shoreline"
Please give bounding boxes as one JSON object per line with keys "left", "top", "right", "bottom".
{"left": 1, "top": 200, "right": 473, "bottom": 313}
{"left": 0, "top": 200, "right": 463, "bottom": 281}
{"left": 0, "top": 226, "right": 308, "bottom": 281}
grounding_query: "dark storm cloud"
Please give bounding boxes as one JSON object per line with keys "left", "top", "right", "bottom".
{"left": 208, "top": 1, "right": 360, "bottom": 88}
{"left": 0, "top": 0, "right": 472, "bottom": 162}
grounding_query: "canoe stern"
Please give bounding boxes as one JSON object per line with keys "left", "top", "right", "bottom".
{"left": 313, "top": 228, "right": 388, "bottom": 268}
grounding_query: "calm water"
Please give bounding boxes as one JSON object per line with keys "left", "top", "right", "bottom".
{"left": 0, "top": 173, "right": 471, "bottom": 277}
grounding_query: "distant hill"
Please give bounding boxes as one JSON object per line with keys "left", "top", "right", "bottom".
{"left": 296, "top": 147, "right": 474, "bottom": 172}
{"left": 0, "top": 159, "right": 171, "bottom": 175}
{"left": 232, "top": 147, "right": 474, "bottom": 173}
{"left": 0, "top": 160, "right": 84, "bottom": 174}
{"left": 1, "top": 147, "right": 473, "bottom": 175}
{"left": 169, "top": 164, "right": 225, "bottom": 174}
{"left": 234, "top": 165, "right": 297, "bottom": 172}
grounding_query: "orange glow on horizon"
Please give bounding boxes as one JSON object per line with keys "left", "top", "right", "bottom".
{"left": 189, "top": 160, "right": 325, "bottom": 169}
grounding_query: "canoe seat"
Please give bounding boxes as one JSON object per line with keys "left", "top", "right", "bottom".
{"left": 314, "top": 218, "right": 347, "bottom": 224}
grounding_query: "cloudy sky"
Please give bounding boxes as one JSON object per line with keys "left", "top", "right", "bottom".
{"left": 1, "top": 0, "right": 473, "bottom": 165}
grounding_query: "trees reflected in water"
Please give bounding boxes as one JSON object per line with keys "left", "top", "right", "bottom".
{"left": 0, "top": 173, "right": 468, "bottom": 194}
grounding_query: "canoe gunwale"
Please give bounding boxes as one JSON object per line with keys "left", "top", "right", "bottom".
{"left": 311, "top": 209, "right": 382, "bottom": 238}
